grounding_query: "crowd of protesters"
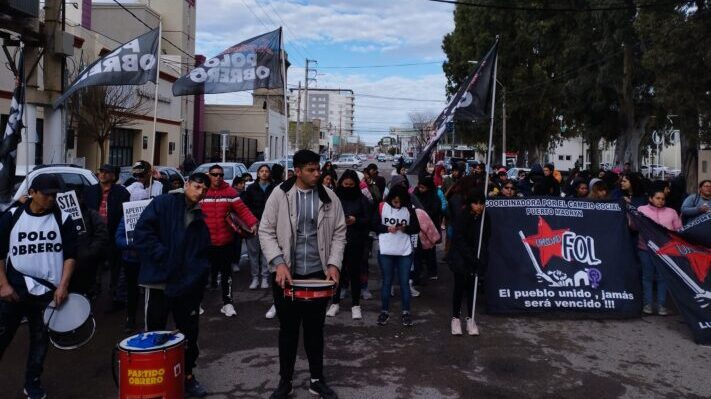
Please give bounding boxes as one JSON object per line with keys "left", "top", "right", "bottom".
{"left": 2, "top": 151, "right": 711, "bottom": 399}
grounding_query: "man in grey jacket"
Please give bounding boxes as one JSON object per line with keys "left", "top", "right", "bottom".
{"left": 259, "top": 150, "right": 346, "bottom": 399}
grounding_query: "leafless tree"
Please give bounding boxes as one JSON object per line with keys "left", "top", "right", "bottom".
{"left": 67, "top": 85, "right": 150, "bottom": 164}
{"left": 408, "top": 111, "right": 438, "bottom": 152}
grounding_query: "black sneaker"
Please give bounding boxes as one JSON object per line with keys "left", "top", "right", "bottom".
{"left": 309, "top": 379, "right": 338, "bottom": 399}
{"left": 185, "top": 375, "right": 207, "bottom": 397}
{"left": 377, "top": 311, "right": 390, "bottom": 326}
{"left": 23, "top": 378, "right": 46, "bottom": 399}
{"left": 270, "top": 379, "right": 293, "bottom": 399}
{"left": 402, "top": 312, "right": 413, "bottom": 326}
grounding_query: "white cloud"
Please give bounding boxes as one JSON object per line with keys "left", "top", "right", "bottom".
{"left": 196, "top": 0, "right": 455, "bottom": 145}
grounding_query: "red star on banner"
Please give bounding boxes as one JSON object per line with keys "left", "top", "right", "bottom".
{"left": 656, "top": 236, "right": 711, "bottom": 283}
{"left": 523, "top": 217, "right": 569, "bottom": 268}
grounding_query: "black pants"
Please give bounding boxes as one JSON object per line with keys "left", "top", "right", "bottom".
{"left": 0, "top": 292, "right": 53, "bottom": 389}
{"left": 124, "top": 260, "right": 140, "bottom": 322}
{"left": 145, "top": 287, "right": 203, "bottom": 376}
{"left": 413, "top": 246, "right": 437, "bottom": 284}
{"left": 108, "top": 245, "right": 123, "bottom": 302}
{"left": 208, "top": 244, "right": 234, "bottom": 304}
{"left": 333, "top": 244, "right": 362, "bottom": 306}
{"left": 272, "top": 271, "right": 329, "bottom": 381}
{"left": 452, "top": 273, "right": 475, "bottom": 318}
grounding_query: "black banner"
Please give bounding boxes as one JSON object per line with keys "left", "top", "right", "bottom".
{"left": 631, "top": 208, "right": 711, "bottom": 344}
{"left": 0, "top": 48, "right": 24, "bottom": 202}
{"left": 408, "top": 40, "right": 497, "bottom": 175}
{"left": 172, "top": 28, "right": 282, "bottom": 96}
{"left": 54, "top": 28, "right": 160, "bottom": 107}
{"left": 485, "top": 198, "right": 641, "bottom": 316}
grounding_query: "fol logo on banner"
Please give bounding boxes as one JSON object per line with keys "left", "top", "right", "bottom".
{"left": 520, "top": 217, "right": 602, "bottom": 288}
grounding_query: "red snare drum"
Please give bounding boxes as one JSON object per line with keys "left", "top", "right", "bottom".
{"left": 284, "top": 279, "right": 336, "bottom": 301}
{"left": 117, "top": 331, "right": 185, "bottom": 399}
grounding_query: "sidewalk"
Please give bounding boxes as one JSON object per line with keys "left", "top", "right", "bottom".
{"left": 2, "top": 247, "right": 710, "bottom": 398}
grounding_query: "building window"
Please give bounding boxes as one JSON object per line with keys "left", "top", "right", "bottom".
{"left": 558, "top": 155, "right": 564, "bottom": 161}
{"left": 565, "top": 155, "right": 571, "bottom": 161}
{"left": 703, "top": 160, "right": 708, "bottom": 174}
{"left": 109, "top": 128, "right": 135, "bottom": 166}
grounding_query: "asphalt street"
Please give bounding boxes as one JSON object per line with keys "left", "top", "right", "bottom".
{"left": 2, "top": 162, "right": 710, "bottom": 398}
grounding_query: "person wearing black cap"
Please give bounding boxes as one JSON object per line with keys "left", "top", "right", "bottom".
{"left": 0, "top": 173, "right": 78, "bottom": 399}
{"left": 125, "top": 160, "right": 163, "bottom": 200}
{"left": 133, "top": 172, "right": 212, "bottom": 397}
{"left": 83, "top": 164, "right": 129, "bottom": 310}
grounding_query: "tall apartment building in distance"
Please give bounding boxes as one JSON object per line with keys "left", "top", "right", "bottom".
{"left": 288, "top": 88, "right": 354, "bottom": 152}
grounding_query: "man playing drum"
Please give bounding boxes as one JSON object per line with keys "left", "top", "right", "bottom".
{"left": 0, "top": 174, "right": 78, "bottom": 399}
{"left": 133, "top": 172, "right": 212, "bottom": 397}
{"left": 259, "top": 150, "right": 347, "bottom": 399}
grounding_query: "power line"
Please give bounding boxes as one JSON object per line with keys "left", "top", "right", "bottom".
{"left": 111, "top": 0, "right": 196, "bottom": 62}
{"left": 253, "top": 0, "right": 310, "bottom": 62}
{"left": 319, "top": 61, "right": 444, "bottom": 69}
{"left": 264, "top": 0, "right": 315, "bottom": 60}
{"left": 426, "top": 0, "right": 681, "bottom": 12}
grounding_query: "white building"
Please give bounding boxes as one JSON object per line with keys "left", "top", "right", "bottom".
{"left": 288, "top": 88, "right": 354, "bottom": 144}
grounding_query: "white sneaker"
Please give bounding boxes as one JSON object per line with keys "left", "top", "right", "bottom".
{"left": 361, "top": 290, "right": 373, "bottom": 300}
{"left": 409, "top": 280, "right": 421, "bottom": 297}
{"left": 451, "top": 317, "right": 462, "bottom": 335}
{"left": 199, "top": 305, "right": 205, "bottom": 315}
{"left": 265, "top": 304, "right": 277, "bottom": 319}
{"left": 466, "top": 317, "right": 479, "bottom": 336}
{"left": 249, "top": 277, "right": 259, "bottom": 290}
{"left": 351, "top": 306, "right": 362, "bottom": 319}
{"left": 220, "top": 303, "right": 236, "bottom": 317}
{"left": 260, "top": 278, "right": 270, "bottom": 289}
{"left": 326, "top": 304, "right": 340, "bottom": 317}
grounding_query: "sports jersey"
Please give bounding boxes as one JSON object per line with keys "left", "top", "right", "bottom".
{"left": 0, "top": 204, "right": 77, "bottom": 296}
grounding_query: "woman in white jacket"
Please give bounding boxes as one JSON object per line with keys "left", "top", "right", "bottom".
{"left": 372, "top": 184, "right": 420, "bottom": 327}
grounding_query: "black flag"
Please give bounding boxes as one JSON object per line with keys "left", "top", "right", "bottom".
{"left": 630, "top": 207, "right": 711, "bottom": 344}
{"left": 172, "top": 28, "right": 283, "bottom": 96}
{"left": 54, "top": 28, "right": 160, "bottom": 107}
{"left": 408, "top": 40, "right": 498, "bottom": 174}
{"left": 0, "top": 49, "right": 25, "bottom": 201}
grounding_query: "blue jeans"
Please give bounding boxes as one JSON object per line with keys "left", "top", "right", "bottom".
{"left": 378, "top": 254, "right": 413, "bottom": 313}
{"left": 639, "top": 250, "right": 668, "bottom": 307}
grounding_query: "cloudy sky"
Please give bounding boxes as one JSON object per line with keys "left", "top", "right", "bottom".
{"left": 194, "top": 0, "right": 455, "bottom": 145}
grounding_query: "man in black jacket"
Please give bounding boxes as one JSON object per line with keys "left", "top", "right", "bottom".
{"left": 83, "top": 164, "right": 129, "bottom": 309}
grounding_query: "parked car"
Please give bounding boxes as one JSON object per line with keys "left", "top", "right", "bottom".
{"left": 119, "top": 166, "right": 186, "bottom": 187}
{"left": 358, "top": 154, "right": 368, "bottom": 161}
{"left": 247, "top": 160, "right": 293, "bottom": 181}
{"left": 7, "top": 164, "right": 99, "bottom": 209}
{"left": 507, "top": 167, "right": 531, "bottom": 181}
{"left": 332, "top": 156, "right": 362, "bottom": 169}
{"left": 193, "top": 162, "right": 248, "bottom": 186}
{"left": 385, "top": 155, "right": 393, "bottom": 161}
{"left": 377, "top": 154, "right": 387, "bottom": 162}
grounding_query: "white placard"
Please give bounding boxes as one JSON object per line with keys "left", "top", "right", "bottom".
{"left": 122, "top": 199, "right": 152, "bottom": 244}
{"left": 56, "top": 190, "right": 86, "bottom": 234}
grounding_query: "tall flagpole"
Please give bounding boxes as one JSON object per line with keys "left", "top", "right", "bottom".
{"left": 149, "top": 20, "right": 162, "bottom": 193}
{"left": 472, "top": 38, "right": 499, "bottom": 327}
{"left": 280, "top": 28, "right": 289, "bottom": 168}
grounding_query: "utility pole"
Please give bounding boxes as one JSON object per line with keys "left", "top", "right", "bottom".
{"left": 303, "top": 59, "right": 317, "bottom": 150}
{"left": 295, "top": 81, "right": 302, "bottom": 150}
{"left": 338, "top": 106, "right": 343, "bottom": 156}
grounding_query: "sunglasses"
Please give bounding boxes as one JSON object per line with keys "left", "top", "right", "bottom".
{"left": 209, "top": 172, "right": 224, "bottom": 177}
